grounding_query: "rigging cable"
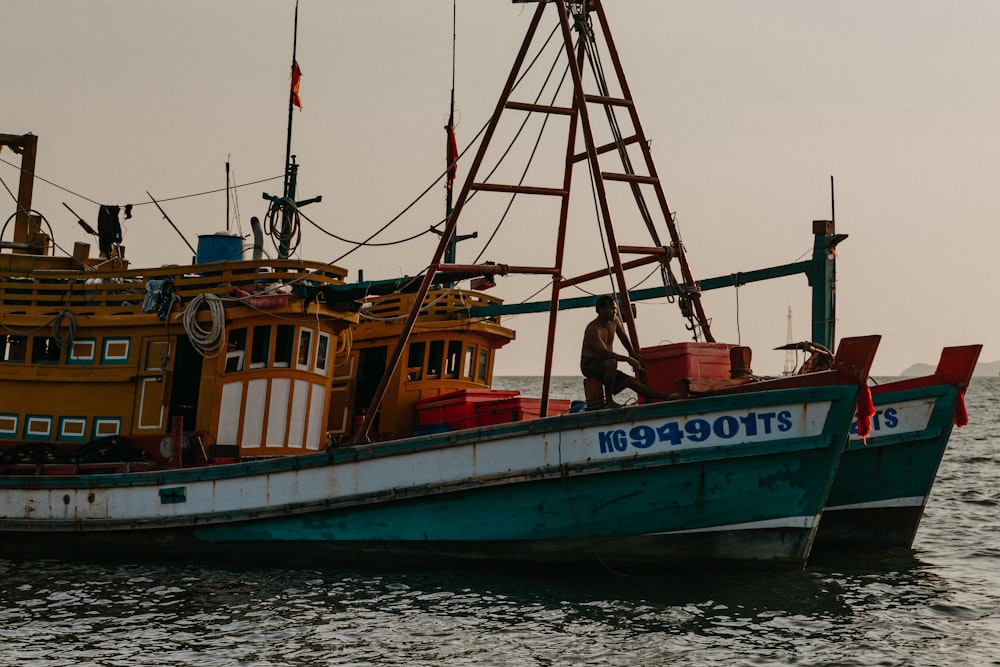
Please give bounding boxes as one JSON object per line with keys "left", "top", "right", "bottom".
{"left": 571, "top": 3, "right": 703, "bottom": 339}
{"left": 573, "top": 6, "right": 658, "bottom": 245}
{"left": 472, "top": 26, "right": 569, "bottom": 263}
{"left": 330, "top": 22, "right": 563, "bottom": 266}
{"left": 0, "top": 155, "right": 282, "bottom": 209}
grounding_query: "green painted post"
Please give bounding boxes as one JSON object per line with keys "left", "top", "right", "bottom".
{"left": 808, "top": 220, "right": 844, "bottom": 351}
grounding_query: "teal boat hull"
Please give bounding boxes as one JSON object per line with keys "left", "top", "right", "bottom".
{"left": 813, "top": 345, "right": 980, "bottom": 550}
{"left": 813, "top": 384, "right": 959, "bottom": 549}
{"left": 0, "top": 383, "right": 860, "bottom": 570}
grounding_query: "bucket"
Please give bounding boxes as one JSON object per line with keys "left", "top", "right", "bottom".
{"left": 196, "top": 233, "right": 243, "bottom": 264}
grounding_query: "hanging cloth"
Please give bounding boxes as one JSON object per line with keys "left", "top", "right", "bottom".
{"left": 142, "top": 277, "right": 175, "bottom": 321}
{"left": 97, "top": 205, "right": 122, "bottom": 258}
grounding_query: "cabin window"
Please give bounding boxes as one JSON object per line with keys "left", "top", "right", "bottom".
{"left": 316, "top": 332, "right": 331, "bottom": 374}
{"left": 297, "top": 328, "right": 314, "bottom": 370}
{"left": 58, "top": 416, "right": 87, "bottom": 443}
{"left": 93, "top": 417, "right": 121, "bottom": 439}
{"left": 0, "top": 335, "right": 26, "bottom": 363}
{"left": 32, "top": 337, "right": 61, "bottom": 364}
{"left": 427, "top": 340, "right": 444, "bottom": 379}
{"left": 463, "top": 345, "right": 474, "bottom": 379}
{"left": 477, "top": 349, "right": 489, "bottom": 382}
{"left": 225, "top": 328, "right": 247, "bottom": 373}
{"left": 445, "top": 341, "right": 462, "bottom": 379}
{"left": 406, "top": 341, "right": 425, "bottom": 381}
{"left": 250, "top": 326, "right": 271, "bottom": 369}
{"left": 0, "top": 413, "right": 17, "bottom": 437}
{"left": 274, "top": 325, "right": 295, "bottom": 368}
{"left": 101, "top": 338, "right": 131, "bottom": 364}
{"left": 68, "top": 338, "right": 97, "bottom": 365}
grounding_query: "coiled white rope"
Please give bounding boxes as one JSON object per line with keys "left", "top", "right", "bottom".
{"left": 182, "top": 293, "right": 227, "bottom": 358}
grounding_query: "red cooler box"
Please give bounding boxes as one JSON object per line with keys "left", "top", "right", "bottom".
{"left": 477, "top": 397, "right": 573, "bottom": 426}
{"left": 415, "top": 389, "right": 520, "bottom": 430}
{"left": 640, "top": 342, "right": 734, "bottom": 396}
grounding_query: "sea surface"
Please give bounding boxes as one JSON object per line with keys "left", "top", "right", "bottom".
{"left": 1, "top": 377, "right": 997, "bottom": 666}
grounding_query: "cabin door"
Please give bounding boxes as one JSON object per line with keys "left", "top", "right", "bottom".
{"left": 354, "top": 346, "right": 386, "bottom": 431}
{"left": 134, "top": 338, "right": 172, "bottom": 432}
{"left": 167, "top": 336, "right": 203, "bottom": 430}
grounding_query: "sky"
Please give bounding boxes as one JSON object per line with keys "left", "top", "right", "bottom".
{"left": 3, "top": 1, "right": 998, "bottom": 377}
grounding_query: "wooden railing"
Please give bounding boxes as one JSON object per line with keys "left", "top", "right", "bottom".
{"left": 361, "top": 289, "right": 506, "bottom": 324}
{"left": 0, "top": 258, "right": 348, "bottom": 314}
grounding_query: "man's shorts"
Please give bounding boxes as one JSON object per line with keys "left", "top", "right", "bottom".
{"left": 580, "top": 356, "right": 628, "bottom": 393}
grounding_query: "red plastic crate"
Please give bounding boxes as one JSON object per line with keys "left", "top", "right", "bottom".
{"left": 415, "top": 389, "right": 520, "bottom": 428}
{"left": 476, "top": 397, "right": 572, "bottom": 426}
{"left": 640, "top": 342, "right": 734, "bottom": 396}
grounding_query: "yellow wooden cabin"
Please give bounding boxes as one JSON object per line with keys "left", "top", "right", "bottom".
{"left": 328, "top": 289, "right": 515, "bottom": 441}
{"left": 0, "top": 241, "right": 358, "bottom": 466}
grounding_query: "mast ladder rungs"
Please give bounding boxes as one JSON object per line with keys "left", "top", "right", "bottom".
{"left": 470, "top": 183, "right": 568, "bottom": 197}
{"left": 583, "top": 94, "right": 634, "bottom": 108}
{"left": 572, "top": 135, "right": 641, "bottom": 163}
{"left": 601, "top": 172, "right": 659, "bottom": 185}
{"left": 505, "top": 101, "right": 575, "bottom": 116}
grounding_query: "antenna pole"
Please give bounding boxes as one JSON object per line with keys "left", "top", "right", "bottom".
{"left": 284, "top": 0, "right": 299, "bottom": 201}
{"left": 830, "top": 175, "right": 836, "bottom": 223}
{"left": 226, "top": 157, "right": 231, "bottom": 232}
{"left": 445, "top": 0, "right": 457, "bottom": 265}
{"left": 277, "top": 0, "right": 300, "bottom": 259}
{"left": 147, "top": 191, "right": 197, "bottom": 257}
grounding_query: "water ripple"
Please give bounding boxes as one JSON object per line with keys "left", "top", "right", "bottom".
{"left": 0, "top": 377, "right": 997, "bottom": 666}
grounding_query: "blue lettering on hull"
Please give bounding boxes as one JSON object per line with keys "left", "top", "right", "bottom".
{"left": 598, "top": 410, "right": 794, "bottom": 454}
{"left": 849, "top": 407, "right": 898, "bottom": 436}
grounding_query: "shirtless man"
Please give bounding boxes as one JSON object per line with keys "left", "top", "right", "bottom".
{"left": 580, "top": 295, "right": 674, "bottom": 408}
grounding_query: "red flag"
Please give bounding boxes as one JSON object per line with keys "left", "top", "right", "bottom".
{"left": 291, "top": 60, "right": 303, "bottom": 109}
{"left": 445, "top": 122, "right": 457, "bottom": 187}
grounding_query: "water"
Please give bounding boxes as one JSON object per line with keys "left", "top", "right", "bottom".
{"left": 1, "top": 378, "right": 997, "bottom": 666}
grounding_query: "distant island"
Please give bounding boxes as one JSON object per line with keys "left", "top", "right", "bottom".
{"left": 898, "top": 360, "right": 1000, "bottom": 377}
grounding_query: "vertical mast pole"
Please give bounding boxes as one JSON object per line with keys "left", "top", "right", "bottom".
{"left": 279, "top": 0, "right": 300, "bottom": 259}
{"left": 225, "top": 158, "right": 231, "bottom": 232}
{"left": 444, "top": 0, "right": 457, "bottom": 265}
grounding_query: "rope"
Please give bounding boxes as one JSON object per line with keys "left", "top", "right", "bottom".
{"left": 333, "top": 328, "right": 353, "bottom": 369}
{"left": 298, "top": 202, "right": 445, "bottom": 248}
{"left": 182, "top": 293, "right": 227, "bottom": 358}
{"left": 264, "top": 198, "right": 302, "bottom": 257}
{"left": 556, "top": 429, "right": 629, "bottom": 577}
{"left": 51, "top": 311, "right": 77, "bottom": 350}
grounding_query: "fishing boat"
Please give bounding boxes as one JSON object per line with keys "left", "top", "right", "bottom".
{"left": 0, "top": 0, "right": 882, "bottom": 570}
{"left": 812, "top": 344, "right": 981, "bottom": 550}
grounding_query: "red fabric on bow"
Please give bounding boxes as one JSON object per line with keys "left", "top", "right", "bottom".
{"left": 954, "top": 389, "right": 969, "bottom": 428}
{"left": 856, "top": 383, "right": 875, "bottom": 441}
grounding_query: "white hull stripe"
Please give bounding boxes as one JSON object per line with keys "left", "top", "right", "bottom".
{"left": 653, "top": 514, "right": 818, "bottom": 535}
{"left": 825, "top": 496, "right": 925, "bottom": 512}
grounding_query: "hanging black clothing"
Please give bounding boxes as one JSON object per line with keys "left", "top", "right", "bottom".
{"left": 97, "top": 205, "right": 122, "bottom": 258}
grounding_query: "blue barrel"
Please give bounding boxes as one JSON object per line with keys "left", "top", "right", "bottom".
{"left": 196, "top": 233, "right": 243, "bottom": 264}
